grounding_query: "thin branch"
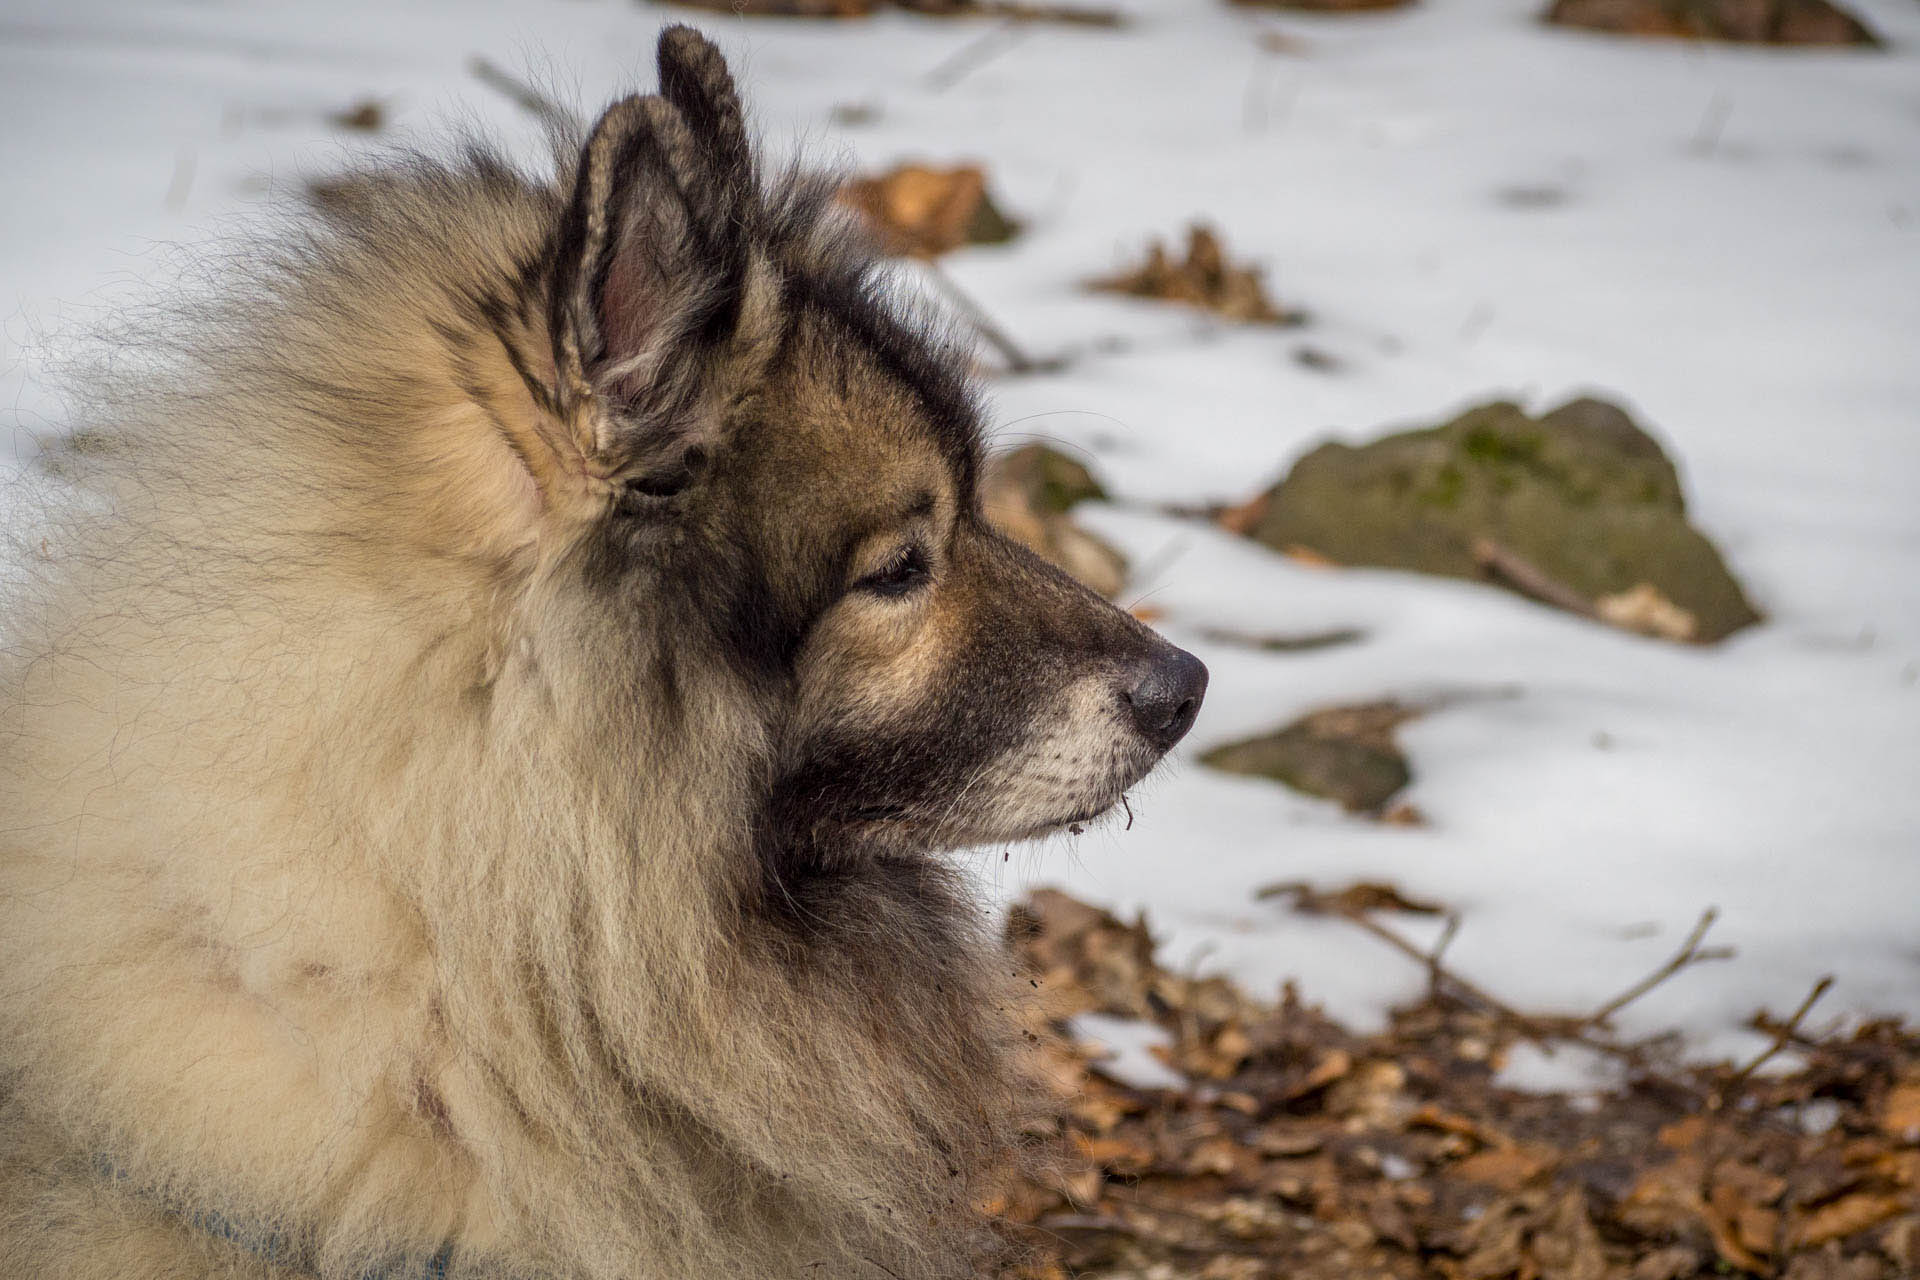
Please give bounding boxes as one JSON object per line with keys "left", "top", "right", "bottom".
{"left": 1471, "top": 537, "right": 1598, "bottom": 619}
{"left": 1727, "top": 976, "right": 1835, "bottom": 1088}
{"left": 1428, "top": 913, "right": 1461, "bottom": 1001}
{"left": 1259, "top": 883, "right": 1554, "bottom": 1047}
{"left": 923, "top": 18, "right": 1030, "bottom": 92}
{"left": 919, "top": 263, "right": 1059, "bottom": 374}
{"left": 1581, "top": 908, "right": 1734, "bottom": 1031}
{"left": 469, "top": 57, "right": 572, "bottom": 133}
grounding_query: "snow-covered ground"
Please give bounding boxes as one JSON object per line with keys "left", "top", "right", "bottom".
{"left": 3, "top": 0, "right": 1916, "bottom": 1065}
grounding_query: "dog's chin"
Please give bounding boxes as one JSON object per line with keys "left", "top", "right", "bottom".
{"left": 942, "top": 790, "right": 1133, "bottom": 851}
{"left": 847, "top": 746, "right": 1165, "bottom": 854}
{"left": 1019, "top": 797, "right": 1124, "bottom": 841}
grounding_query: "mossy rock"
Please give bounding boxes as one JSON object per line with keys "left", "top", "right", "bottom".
{"left": 1201, "top": 701, "right": 1416, "bottom": 813}
{"left": 1249, "top": 397, "right": 1760, "bottom": 642}
{"left": 991, "top": 443, "right": 1108, "bottom": 515}
{"left": 983, "top": 444, "right": 1126, "bottom": 597}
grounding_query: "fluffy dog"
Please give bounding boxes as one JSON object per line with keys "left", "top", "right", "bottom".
{"left": 0, "top": 28, "right": 1206, "bottom": 1279}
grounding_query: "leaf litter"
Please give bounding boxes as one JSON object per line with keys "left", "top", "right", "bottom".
{"left": 990, "top": 888, "right": 1920, "bottom": 1279}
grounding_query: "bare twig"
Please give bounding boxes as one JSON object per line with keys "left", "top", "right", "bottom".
{"left": 1727, "top": 976, "right": 1835, "bottom": 1088}
{"left": 919, "top": 264, "right": 1058, "bottom": 374}
{"left": 1690, "top": 91, "right": 1733, "bottom": 157}
{"left": 1259, "top": 883, "right": 1554, "bottom": 1046}
{"left": 1582, "top": 908, "right": 1734, "bottom": 1032}
{"left": 923, "top": 18, "right": 1031, "bottom": 92}
{"left": 1471, "top": 537, "right": 1597, "bottom": 619}
{"left": 469, "top": 57, "right": 572, "bottom": 133}
{"left": 1427, "top": 913, "right": 1461, "bottom": 1001}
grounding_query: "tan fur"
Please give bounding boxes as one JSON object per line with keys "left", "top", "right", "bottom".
{"left": 0, "top": 31, "right": 1206, "bottom": 1280}
{"left": 0, "top": 110, "right": 1026, "bottom": 1280}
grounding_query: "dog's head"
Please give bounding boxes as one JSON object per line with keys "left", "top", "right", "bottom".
{"left": 492, "top": 28, "right": 1204, "bottom": 865}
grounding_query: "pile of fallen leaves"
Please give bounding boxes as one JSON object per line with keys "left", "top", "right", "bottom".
{"left": 992, "top": 888, "right": 1920, "bottom": 1279}
{"left": 1090, "top": 224, "right": 1301, "bottom": 326}
{"left": 839, "top": 164, "right": 1021, "bottom": 259}
{"left": 663, "top": 0, "right": 1124, "bottom": 25}
{"left": 1541, "top": 0, "right": 1880, "bottom": 45}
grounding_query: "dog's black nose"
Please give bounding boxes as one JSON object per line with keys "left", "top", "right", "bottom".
{"left": 1125, "top": 647, "right": 1208, "bottom": 750}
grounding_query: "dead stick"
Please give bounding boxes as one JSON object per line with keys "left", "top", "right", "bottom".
{"left": 1260, "top": 888, "right": 1556, "bottom": 1046}
{"left": 1471, "top": 537, "right": 1598, "bottom": 619}
{"left": 923, "top": 18, "right": 1030, "bottom": 93}
{"left": 1727, "top": 976, "right": 1835, "bottom": 1087}
{"left": 919, "top": 263, "right": 1042, "bottom": 374}
{"left": 1428, "top": 913, "right": 1461, "bottom": 1001}
{"left": 1582, "top": 908, "right": 1733, "bottom": 1031}
{"left": 469, "top": 57, "right": 571, "bottom": 132}
{"left": 1335, "top": 908, "right": 1547, "bottom": 1040}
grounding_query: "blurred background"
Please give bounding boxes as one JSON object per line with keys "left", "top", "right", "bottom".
{"left": 3, "top": 2, "right": 1918, "bottom": 1255}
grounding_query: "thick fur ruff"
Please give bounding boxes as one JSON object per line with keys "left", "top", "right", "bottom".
{"left": 0, "top": 27, "right": 1201, "bottom": 1280}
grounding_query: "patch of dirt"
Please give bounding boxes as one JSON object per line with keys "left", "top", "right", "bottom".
{"left": 993, "top": 887, "right": 1920, "bottom": 1280}
{"left": 1091, "top": 224, "right": 1302, "bottom": 325}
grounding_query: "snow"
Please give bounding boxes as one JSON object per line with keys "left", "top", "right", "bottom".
{"left": 4, "top": 0, "right": 1917, "bottom": 1065}
{"left": 1069, "top": 1013, "right": 1188, "bottom": 1091}
{"left": 1492, "top": 1042, "right": 1620, "bottom": 1097}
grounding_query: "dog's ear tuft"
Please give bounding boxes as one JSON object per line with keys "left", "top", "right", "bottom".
{"left": 656, "top": 27, "right": 753, "bottom": 199}
{"left": 548, "top": 89, "right": 773, "bottom": 471}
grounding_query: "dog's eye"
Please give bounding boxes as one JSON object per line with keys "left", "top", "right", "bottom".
{"left": 616, "top": 446, "right": 707, "bottom": 511}
{"left": 854, "top": 546, "right": 930, "bottom": 598}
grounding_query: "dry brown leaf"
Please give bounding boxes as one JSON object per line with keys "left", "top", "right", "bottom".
{"left": 1534, "top": 1188, "right": 1611, "bottom": 1280}
{"left": 838, "top": 164, "right": 1018, "bottom": 258}
{"left": 1658, "top": 1115, "right": 1710, "bottom": 1151}
{"left": 1597, "top": 582, "right": 1700, "bottom": 642}
{"left": 1410, "top": 1104, "right": 1510, "bottom": 1146}
{"left": 1090, "top": 224, "right": 1299, "bottom": 324}
{"left": 1282, "top": 543, "right": 1340, "bottom": 568}
{"left": 1881, "top": 1081, "right": 1920, "bottom": 1141}
{"left": 1454, "top": 1143, "right": 1559, "bottom": 1192}
{"left": 1072, "top": 1131, "right": 1153, "bottom": 1173}
{"left": 1792, "top": 1192, "right": 1906, "bottom": 1248}
{"left": 1621, "top": 1156, "right": 1708, "bottom": 1238}
{"left": 1707, "top": 1175, "right": 1780, "bottom": 1268}
{"left": 1285, "top": 1048, "right": 1353, "bottom": 1100}
{"left": 1068, "top": 1088, "right": 1133, "bottom": 1134}
{"left": 1632, "top": 1244, "right": 1707, "bottom": 1280}
{"left": 1216, "top": 493, "right": 1270, "bottom": 537}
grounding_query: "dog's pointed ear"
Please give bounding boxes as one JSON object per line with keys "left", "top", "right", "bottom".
{"left": 546, "top": 59, "right": 778, "bottom": 479}
{"left": 657, "top": 26, "right": 753, "bottom": 203}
